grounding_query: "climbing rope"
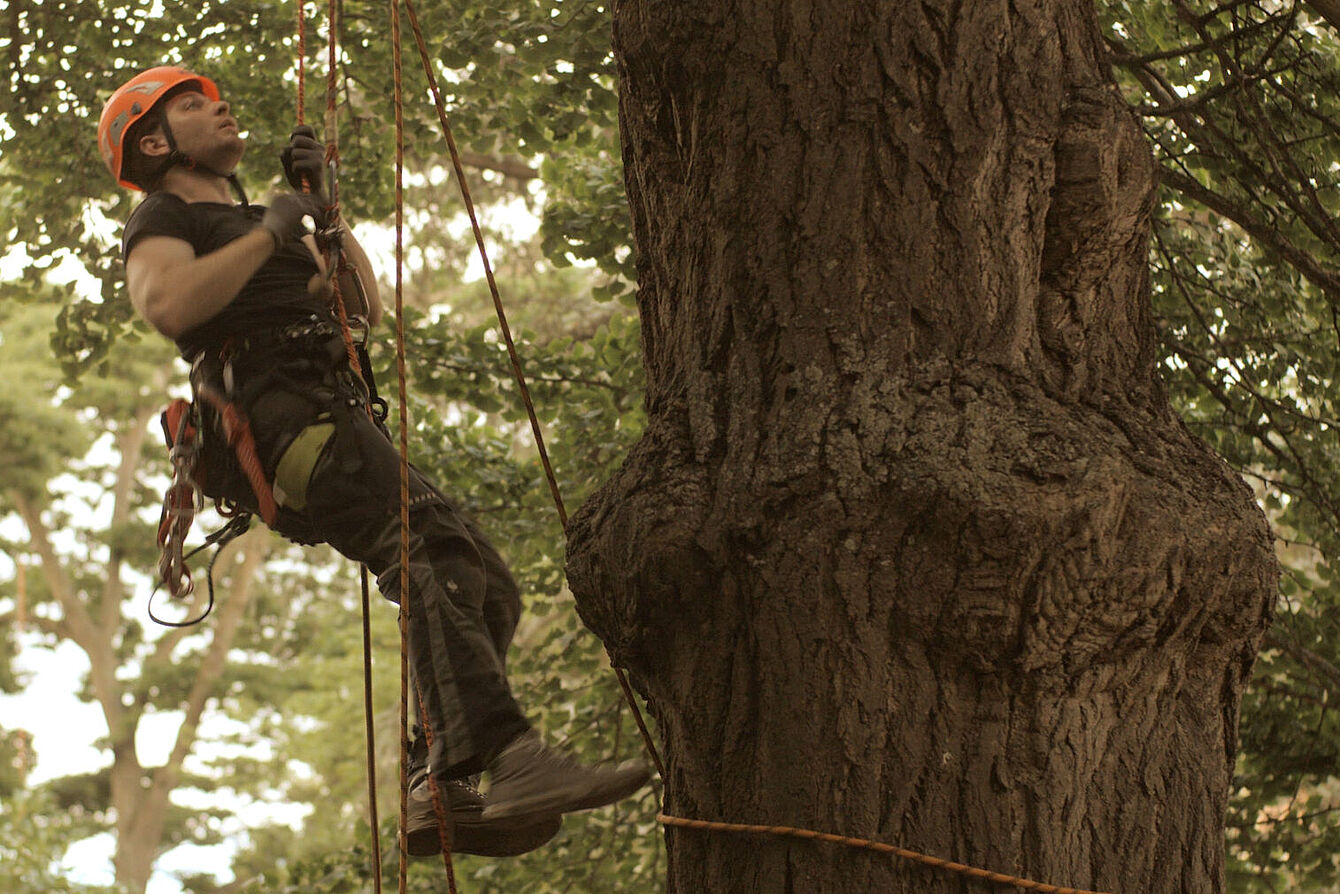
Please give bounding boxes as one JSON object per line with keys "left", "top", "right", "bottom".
{"left": 359, "top": 566, "right": 384, "bottom": 894}
{"left": 657, "top": 815, "right": 1114, "bottom": 894}
{"left": 400, "top": 0, "right": 667, "bottom": 783}
{"left": 389, "top": 1, "right": 459, "bottom": 891}
{"left": 296, "top": 4, "right": 395, "bottom": 891}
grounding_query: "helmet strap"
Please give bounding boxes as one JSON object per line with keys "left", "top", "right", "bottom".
{"left": 156, "top": 118, "right": 248, "bottom": 207}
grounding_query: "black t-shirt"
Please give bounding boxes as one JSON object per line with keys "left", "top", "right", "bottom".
{"left": 121, "top": 193, "right": 325, "bottom": 358}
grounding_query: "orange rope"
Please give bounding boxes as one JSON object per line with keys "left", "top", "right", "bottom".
{"left": 295, "top": 1, "right": 306, "bottom": 125}
{"left": 359, "top": 566, "right": 383, "bottom": 894}
{"left": 400, "top": 0, "right": 667, "bottom": 785}
{"left": 658, "top": 815, "right": 1115, "bottom": 894}
{"left": 413, "top": 682, "right": 458, "bottom": 868}
{"left": 391, "top": 0, "right": 461, "bottom": 891}
{"left": 320, "top": 0, "right": 364, "bottom": 385}
{"left": 390, "top": 0, "right": 411, "bottom": 884}
{"left": 301, "top": 2, "right": 385, "bottom": 887}
{"left": 401, "top": 0, "right": 565, "bottom": 525}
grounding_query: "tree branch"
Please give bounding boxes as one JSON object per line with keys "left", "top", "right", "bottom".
{"left": 100, "top": 398, "right": 158, "bottom": 637}
{"left": 133, "top": 529, "right": 268, "bottom": 844}
{"left": 1304, "top": 0, "right": 1340, "bottom": 32}
{"left": 162, "top": 530, "right": 267, "bottom": 782}
{"left": 10, "top": 491, "right": 126, "bottom": 740}
{"left": 1160, "top": 169, "right": 1340, "bottom": 300}
{"left": 457, "top": 151, "right": 539, "bottom": 181}
{"left": 1265, "top": 628, "right": 1340, "bottom": 697}
{"left": 0, "top": 608, "right": 68, "bottom": 638}
{"left": 9, "top": 493, "right": 97, "bottom": 650}
{"left": 1107, "top": 11, "right": 1287, "bottom": 65}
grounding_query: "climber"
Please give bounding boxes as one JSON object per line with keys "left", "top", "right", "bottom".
{"left": 99, "top": 65, "right": 649, "bottom": 858}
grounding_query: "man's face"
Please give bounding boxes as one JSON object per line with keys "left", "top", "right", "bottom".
{"left": 152, "top": 89, "right": 246, "bottom": 169}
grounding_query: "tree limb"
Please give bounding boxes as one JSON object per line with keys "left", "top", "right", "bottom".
{"left": 10, "top": 491, "right": 126, "bottom": 739}
{"left": 1160, "top": 168, "right": 1340, "bottom": 300}
{"left": 0, "top": 608, "right": 68, "bottom": 638}
{"left": 1265, "top": 628, "right": 1340, "bottom": 697}
{"left": 1304, "top": 0, "right": 1340, "bottom": 32}
{"left": 100, "top": 399, "right": 158, "bottom": 637}
{"left": 9, "top": 493, "right": 97, "bottom": 651}
{"left": 130, "top": 529, "right": 268, "bottom": 847}
{"left": 159, "top": 530, "right": 268, "bottom": 785}
{"left": 458, "top": 151, "right": 539, "bottom": 181}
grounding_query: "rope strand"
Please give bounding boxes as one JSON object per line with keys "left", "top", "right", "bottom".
{"left": 359, "top": 566, "right": 383, "bottom": 894}
{"left": 658, "top": 814, "right": 1115, "bottom": 894}
{"left": 295, "top": 1, "right": 306, "bottom": 125}
{"left": 401, "top": 0, "right": 566, "bottom": 525}
{"left": 400, "top": 0, "right": 666, "bottom": 784}
{"left": 389, "top": 0, "right": 458, "bottom": 890}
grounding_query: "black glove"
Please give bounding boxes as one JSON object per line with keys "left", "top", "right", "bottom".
{"left": 260, "top": 192, "right": 327, "bottom": 249}
{"left": 281, "top": 125, "right": 325, "bottom": 192}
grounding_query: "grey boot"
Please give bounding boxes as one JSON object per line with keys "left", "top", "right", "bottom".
{"left": 406, "top": 771, "right": 562, "bottom": 858}
{"left": 481, "top": 730, "right": 651, "bottom": 821}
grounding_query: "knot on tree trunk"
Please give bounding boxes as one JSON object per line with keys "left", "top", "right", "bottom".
{"left": 570, "top": 360, "right": 1273, "bottom": 688}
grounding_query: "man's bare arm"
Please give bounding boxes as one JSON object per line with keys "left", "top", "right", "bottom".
{"left": 126, "top": 229, "right": 275, "bottom": 339}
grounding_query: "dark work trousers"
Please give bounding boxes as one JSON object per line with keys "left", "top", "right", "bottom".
{"left": 199, "top": 342, "right": 531, "bottom": 780}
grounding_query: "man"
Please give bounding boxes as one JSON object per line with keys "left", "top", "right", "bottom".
{"left": 100, "top": 66, "right": 649, "bottom": 858}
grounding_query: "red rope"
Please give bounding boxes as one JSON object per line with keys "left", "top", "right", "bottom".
{"left": 300, "top": 3, "right": 387, "bottom": 888}
{"left": 295, "top": 1, "right": 306, "bottom": 125}
{"left": 319, "top": 0, "right": 363, "bottom": 384}
{"left": 389, "top": 0, "right": 459, "bottom": 891}
{"left": 195, "top": 385, "right": 276, "bottom": 526}
{"left": 413, "top": 682, "right": 458, "bottom": 868}
{"left": 400, "top": 0, "right": 668, "bottom": 786}
{"left": 401, "top": 0, "right": 566, "bottom": 526}
{"left": 359, "top": 566, "right": 384, "bottom": 894}
{"left": 658, "top": 815, "right": 1115, "bottom": 894}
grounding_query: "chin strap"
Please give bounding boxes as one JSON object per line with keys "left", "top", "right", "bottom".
{"left": 157, "top": 120, "right": 250, "bottom": 207}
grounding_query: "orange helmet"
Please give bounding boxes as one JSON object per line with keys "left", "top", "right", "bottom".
{"left": 98, "top": 66, "right": 220, "bottom": 190}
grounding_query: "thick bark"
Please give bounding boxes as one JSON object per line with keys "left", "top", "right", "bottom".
{"left": 567, "top": 2, "right": 1276, "bottom": 893}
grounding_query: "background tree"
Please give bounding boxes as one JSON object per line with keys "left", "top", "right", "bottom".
{"left": 0, "top": 293, "right": 294, "bottom": 893}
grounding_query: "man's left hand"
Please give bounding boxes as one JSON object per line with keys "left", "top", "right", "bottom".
{"left": 282, "top": 125, "right": 325, "bottom": 193}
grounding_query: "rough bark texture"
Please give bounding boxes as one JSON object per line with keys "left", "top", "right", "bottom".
{"left": 566, "top": 2, "right": 1277, "bottom": 893}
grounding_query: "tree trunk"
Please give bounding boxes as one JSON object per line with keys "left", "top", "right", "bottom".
{"left": 111, "top": 530, "right": 269, "bottom": 893}
{"left": 566, "top": 2, "right": 1277, "bottom": 893}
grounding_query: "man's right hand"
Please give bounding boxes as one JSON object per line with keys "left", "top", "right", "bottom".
{"left": 260, "top": 193, "right": 327, "bottom": 249}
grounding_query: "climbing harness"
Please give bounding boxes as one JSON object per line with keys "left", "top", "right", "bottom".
{"left": 150, "top": 392, "right": 265, "bottom": 628}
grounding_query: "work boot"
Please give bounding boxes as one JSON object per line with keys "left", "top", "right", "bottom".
{"left": 406, "top": 771, "right": 562, "bottom": 858}
{"left": 481, "top": 729, "right": 651, "bottom": 821}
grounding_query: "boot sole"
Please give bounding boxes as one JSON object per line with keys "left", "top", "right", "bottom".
{"left": 407, "top": 812, "right": 562, "bottom": 858}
